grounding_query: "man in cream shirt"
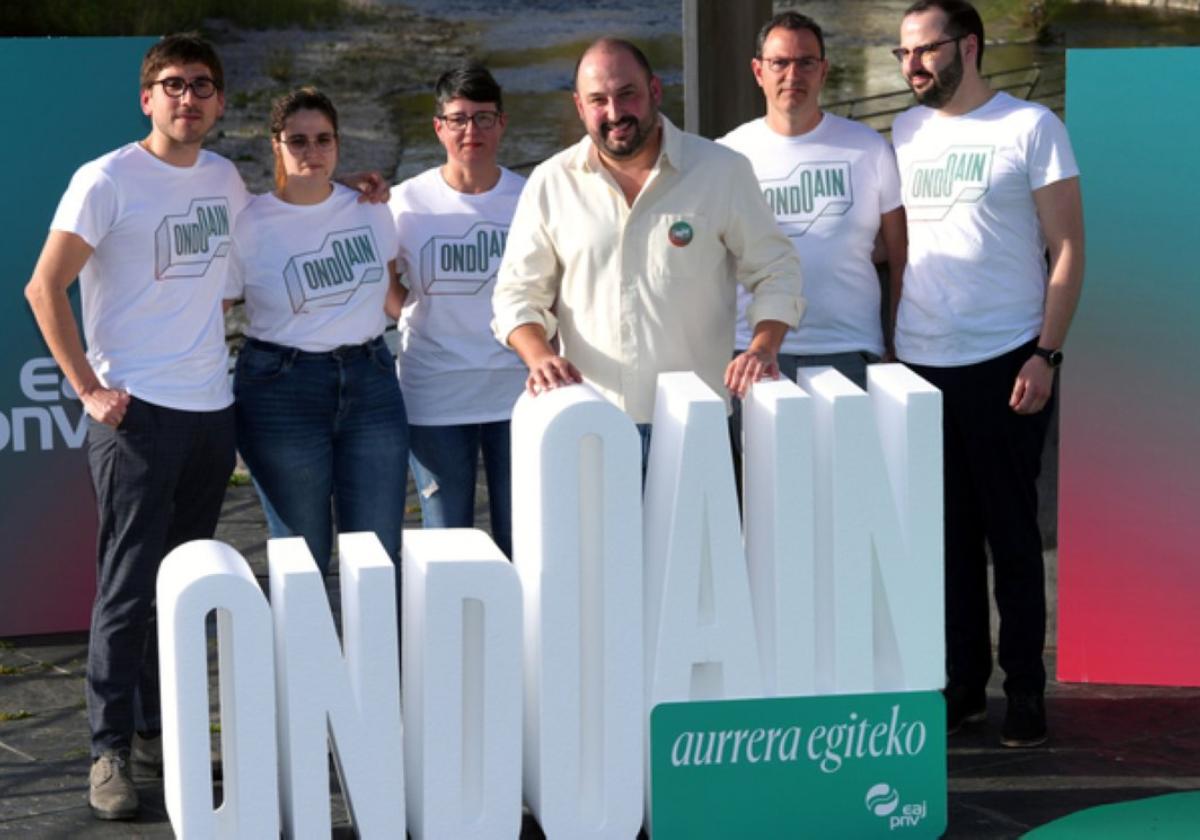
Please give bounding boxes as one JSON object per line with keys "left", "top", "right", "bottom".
{"left": 492, "top": 38, "right": 804, "bottom": 435}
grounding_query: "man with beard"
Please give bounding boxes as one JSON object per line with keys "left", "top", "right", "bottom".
{"left": 719, "top": 11, "right": 906, "bottom": 388}
{"left": 890, "top": 0, "right": 1084, "bottom": 748}
{"left": 492, "top": 38, "right": 804, "bottom": 451}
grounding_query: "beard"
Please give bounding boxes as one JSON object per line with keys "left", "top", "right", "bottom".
{"left": 595, "top": 109, "right": 657, "bottom": 159}
{"left": 909, "top": 45, "right": 964, "bottom": 109}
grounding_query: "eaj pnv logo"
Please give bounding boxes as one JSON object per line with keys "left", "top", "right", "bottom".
{"left": 283, "top": 227, "right": 383, "bottom": 312}
{"left": 154, "top": 197, "right": 231, "bottom": 279}
{"left": 866, "top": 782, "right": 929, "bottom": 831}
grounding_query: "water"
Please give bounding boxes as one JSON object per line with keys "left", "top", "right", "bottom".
{"left": 382, "top": 0, "right": 1200, "bottom": 179}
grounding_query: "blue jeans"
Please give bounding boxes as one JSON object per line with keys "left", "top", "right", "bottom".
{"left": 86, "top": 398, "right": 235, "bottom": 756}
{"left": 234, "top": 337, "right": 409, "bottom": 577}
{"left": 409, "top": 421, "right": 512, "bottom": 558}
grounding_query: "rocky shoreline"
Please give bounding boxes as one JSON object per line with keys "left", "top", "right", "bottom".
{"left": 205, "top": 3, "right": 469, "bottom": 194}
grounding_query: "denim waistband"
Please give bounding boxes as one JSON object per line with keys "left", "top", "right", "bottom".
{"left": 244, "top": 335, "right": 386, "bottom": 361}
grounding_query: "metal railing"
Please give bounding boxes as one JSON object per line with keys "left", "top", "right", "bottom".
{"left": 825, "top": 61, "right": 1066, "bottom": 135}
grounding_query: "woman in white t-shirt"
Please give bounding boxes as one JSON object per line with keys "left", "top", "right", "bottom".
{"left": 389, "top": 64, "right": 526, "bottom": 556}
{"left": 226, "top": 87, "right": 407, "bottom": 582}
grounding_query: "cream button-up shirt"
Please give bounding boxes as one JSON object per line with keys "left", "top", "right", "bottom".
{"left": 492, "top": 115, "right": 805, "bottom": 423}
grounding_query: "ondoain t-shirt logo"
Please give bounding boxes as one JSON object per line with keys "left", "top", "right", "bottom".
{"left": 760, "top": 161, "right": 853, "bottom": 238}
{"left": 904, "top": 146, "right": 994, "bottom": 221}
{"left": 283, "top": 227, "right": 383, "bottom": 313}
{"left": 153, "top": 197, "right": 231, "bottom": 280}
{"left": 419, "top": 221, "right": 509, "bottom": 296}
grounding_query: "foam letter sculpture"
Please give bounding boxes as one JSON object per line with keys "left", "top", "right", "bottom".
{"left": 742, "top": 377, "right": 816, "bottom": 697}
{"left": 644, "top": 371, "right": 764, "bottom": 706}
{"left": 402, "top": 528, "right": 523, "bottom": 839}
{"left": 511, "top": 384, "right": 644, "bottom": 838}
{"left": 269, "top": 533, "right": 405, "bottom": 839}
{"left": 157, "top": 539, "right": 279, "bottom": 838}
{"left": 796, "top": 364, "right": 943, "bottom": 692}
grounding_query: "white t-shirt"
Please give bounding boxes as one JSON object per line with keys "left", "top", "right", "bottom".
{"left": 50, "top": 143, "right": 249, "bottom": 411}
{"left": 718, "top": 114, "right": 901, "bottom": 356}
{"left": 227, "top": 184, "right": 399, "bottom": 352}
{"left": 390, "top": 167, "right": 527, "bottom": 425}
{"left": 892, "top": 92, "right": 1079, "bottom": 366}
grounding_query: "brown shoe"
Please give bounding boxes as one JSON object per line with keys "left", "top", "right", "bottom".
{"left": 131, "top": 732, "right": 163, "bottom": 777}
{"left": 89, "top": 751, "right": 138, "bottom": 820}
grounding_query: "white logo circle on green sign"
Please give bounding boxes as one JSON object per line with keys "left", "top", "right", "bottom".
{"left": 668, "top": 220, "right": 693, "bottom": 247}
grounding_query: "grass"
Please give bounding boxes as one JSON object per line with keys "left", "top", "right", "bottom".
{"left": 264, "top": 46, "right": 296, "bottom": 83}
{"left": 0, "top": 710, "right": 33, "bottom": 722}
{"left": 0, "top": 0, "right": 349, "bottom": 36}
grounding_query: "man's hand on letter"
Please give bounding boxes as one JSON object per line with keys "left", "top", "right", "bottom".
{"left": 526, "top": 354, "right": 584, "bottom": 396}
{"left": 724, "top": 348, "right": 780, "bottom": 399}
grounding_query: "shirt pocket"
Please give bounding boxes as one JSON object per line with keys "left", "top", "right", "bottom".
{"left": 645, "top": 212, "right": 723, "bottom": 282}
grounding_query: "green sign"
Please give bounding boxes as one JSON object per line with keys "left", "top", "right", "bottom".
{"left": 650, "top": 691, "right": 946, "bottom": 838}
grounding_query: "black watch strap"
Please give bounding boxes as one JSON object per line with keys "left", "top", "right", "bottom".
{"left": 1033, "top": 346, "right": 1063, "bottom": 368}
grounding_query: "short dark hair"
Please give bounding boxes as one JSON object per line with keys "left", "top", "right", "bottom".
{"left": 140, "top": 33, "right": 224, "bottom": 92}
{"left": 903, "top": 0, "right": 985, "bottom": 69}
{"left": 756, "top": 11, "right": 825, "bottom": 60}
{"left": 574, "top": 38, "right": 654, "bottom": 89}
{"left": 434, "top": 62, "right": 503, "bottom": 113}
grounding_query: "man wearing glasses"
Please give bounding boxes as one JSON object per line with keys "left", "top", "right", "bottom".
{"left": 389, "top": 63, "right": 526, "bottom": 557}
{"left": 890, "top": 0, "right": 1084, "bottom": 748}
{"left": 493, "top": 38, "right": 804, "bottom": 453}
{"left": 719, "top": 11, "right": 906, "bottom": 390}
{"left": 24, "top": 34, "right": 247, "bottom": 820}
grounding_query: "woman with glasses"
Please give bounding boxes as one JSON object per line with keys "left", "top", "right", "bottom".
{"left": 226, "top": 86, "right": 408, "bottom": 584}
{"left": 388, "top": 63, "right": 526, "bottom": 558}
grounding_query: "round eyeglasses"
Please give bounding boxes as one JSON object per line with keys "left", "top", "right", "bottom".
{"left": 150, "top": 76, "right": 220, "bottom": 99}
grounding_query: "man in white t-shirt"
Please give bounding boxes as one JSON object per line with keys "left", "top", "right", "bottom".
{"left": 719, "top": 11, "right": 906, "bottom": 389}
{"left": 891, "top": 0, "right": 1084, "bottom": 748}
{"left": 390, "top": 63, "right": 526, "bottom": 557}
{"left": 24, "top": 35, "right": 249, "bottom": 820}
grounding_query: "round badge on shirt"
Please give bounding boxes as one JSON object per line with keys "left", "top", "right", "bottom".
{"left": 668, "top": 221, "right": 693, "bottom": 247}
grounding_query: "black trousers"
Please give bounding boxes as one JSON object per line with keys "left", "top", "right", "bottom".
{"left": 85, "top": 398, "right": 235, "bottom": 756}
{"left": 906, "top": 339, "right": 1053, "bottom": 698}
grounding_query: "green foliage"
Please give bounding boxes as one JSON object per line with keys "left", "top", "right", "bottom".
{"left": 0, "top": 709, "right": 33, "bottom": 721}
{"left": 1, "top": 0, "right": 347, "bottom": 36}
{"left": 264, "top": 45, "right": 295, "bottom": 82}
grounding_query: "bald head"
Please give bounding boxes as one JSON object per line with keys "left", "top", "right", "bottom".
{"left": 574, "top": 38, "right": 654, "bottom": 90}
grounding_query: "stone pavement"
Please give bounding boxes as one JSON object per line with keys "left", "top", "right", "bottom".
{"left": 2, "top": 483, "right": 1199, "bottom": 838}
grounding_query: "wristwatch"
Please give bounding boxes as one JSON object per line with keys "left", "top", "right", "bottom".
{"left": 1033, "top": 346, "right": 1063, "bottom": 368}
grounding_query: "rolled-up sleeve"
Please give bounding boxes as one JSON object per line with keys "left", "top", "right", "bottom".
{"left": 492, "top": 167, "right": 562, "bottom": 346}
{"left": 722, "top": 153, "right": 806, "bottom": 330}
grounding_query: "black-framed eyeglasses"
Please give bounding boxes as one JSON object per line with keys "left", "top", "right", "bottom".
{"left": 760, "top": 56, "right": 825, "bottom": 74}
{"left": 437, "top": 111, "right": 501, "bottom": 131}
{"left": 150, "top": 76, "right": 220, "bottom": 99}
{"left": 891, "top": 35, "right": 963, "bottom": 63}
{"left": 280, "top": 133, "right": 337, "bottom": 153}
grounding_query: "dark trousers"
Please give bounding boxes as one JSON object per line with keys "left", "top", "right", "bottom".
{"left": 85, "top": 398, "right": 235, "bottom": 756}
{"left": 906, "top": 340, "right": 1053, "bottom": 699}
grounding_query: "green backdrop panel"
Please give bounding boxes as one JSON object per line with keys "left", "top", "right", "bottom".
{"left": 0, "top": 37, "right": 156, "bottom": 635}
